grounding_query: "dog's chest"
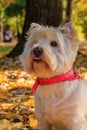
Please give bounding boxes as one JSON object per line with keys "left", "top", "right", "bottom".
{"left": 35, "top": 83, "right": 77, "bottom": 123}
{"left": 37, "top": 96, "right": 69, "bottom": 120}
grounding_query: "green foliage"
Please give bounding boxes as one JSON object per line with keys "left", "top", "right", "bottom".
{"left": 5, "top": 3, "right": 24, "bottom": 17}
{"left": 0, "top": 46, "right": 14, "bottom": 54}
{"left": 1, "top": 0, "right": 87, "bottom": 40}
{"left": 3, "top": 0, "right": 26, "bottom": 34}
{"left": 5, "top": 0, "right": 26, "bottom": 17}
{"left": 73, "top": 0, "right": 87, "bottom": 40}
{"left": 16, "top": 0, "right": 26, "bottom": 6}
{"left": 78, "top": 11, "right": 87, "bottom": 39}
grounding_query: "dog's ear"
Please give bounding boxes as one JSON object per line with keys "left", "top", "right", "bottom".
{"left": 58, "top": 21, "right": 76, "bottom": 35}
{"left": 58, "top": 21, "right": 78, "bottom": 41}
{"left": 30, "top": 23, "right": 41, "bottom": 30}
{"left": 26, "top": 23, "right": 41, "bottom": 38}
{"left": 64, "top": 22, "right": 77, "bottom": 36}
{"left": 58, "top": 21, "right": 79, "bottom": 50}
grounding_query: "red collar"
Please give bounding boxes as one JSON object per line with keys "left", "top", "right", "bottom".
{"left": 32, "top": 67, "right": 81, "bottom": 94}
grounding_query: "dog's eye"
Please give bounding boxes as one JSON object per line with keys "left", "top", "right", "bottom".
{"left": 50, "top": 41, "right": 57, "bottom": 47}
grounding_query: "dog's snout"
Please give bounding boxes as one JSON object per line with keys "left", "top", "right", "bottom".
{"left": 32, "top": 47, "right": 43, "bottom": 57}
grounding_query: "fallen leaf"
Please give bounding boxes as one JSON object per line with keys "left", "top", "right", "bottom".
{"left": 23, "top": 99, "right": 35, "bottom": 107}
{"left": 29, "top": 120, "right": 38, "bottom": 129}
{"left": 1, "top": 103, "right": 13, "bottom": 111}
{"left": 0, "top": 119, "right": 11, "bottom": 130}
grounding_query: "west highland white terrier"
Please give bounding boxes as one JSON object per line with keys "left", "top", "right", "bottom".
{"left": 20, "top": 22, "right": 87, "bottom": 130}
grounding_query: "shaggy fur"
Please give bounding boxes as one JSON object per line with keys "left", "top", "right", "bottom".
{"left": 20, "top": 22, "right": 87, "bottom": 130}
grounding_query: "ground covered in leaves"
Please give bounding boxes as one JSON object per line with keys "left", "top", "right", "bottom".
{"left": 0, "top": 57, "right": 37, "bottom": 130}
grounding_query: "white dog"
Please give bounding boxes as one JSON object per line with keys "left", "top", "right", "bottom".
{"left": 20, "top": 22, "right": 87, "bottom": 130}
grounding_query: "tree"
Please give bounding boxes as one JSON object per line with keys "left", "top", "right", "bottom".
{"left": 7, "top": 0, "right": 63, "bottom": 57}
{"left": 65, "top": 0, "right": 73, "bottom": 22}
{"left": 5, "top": 0, "right": 25, "bottom": 34}
{"left": 7, "top": 0, "right": 73, "bottom": 57}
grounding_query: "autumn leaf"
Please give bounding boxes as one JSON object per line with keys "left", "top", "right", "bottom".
{"left": 0, "top": 119, "right": 11, "bottom": 130}
{"left": 29, "top": 120, "right": 38, "bottom": 129}
{"left": 23, "top": 99, "right": 35, "bottom": 107}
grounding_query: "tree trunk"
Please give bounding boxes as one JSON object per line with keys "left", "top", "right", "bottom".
{"left": 0, "top": 16, "right": 4, "bottom": 42}
{"left": 65, "top": 0, "right": 73, "bottom": 22}
{"left": 7, "top": 0, "right": 63, "bottom": 57}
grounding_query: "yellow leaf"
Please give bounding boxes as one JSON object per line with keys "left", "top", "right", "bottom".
{"left": 2, "top": 103, "right": 12, "bottom": 111}
{"left": 23, "top": 99, "right": 35, "bottom": 107}
{"left": 29, "top": 119, "right": 38, "bottom": 128}
{"left": 3, "top": 127, "right": 9, "bottom": 130}
{"left": 5, "top": 111, "right": 16, "bottom": 119}
{"left": 0, "top": 91, "right": 8, "bottom": 99}
{"left": 0, "top": 119, "right": 11, "bottom": 130}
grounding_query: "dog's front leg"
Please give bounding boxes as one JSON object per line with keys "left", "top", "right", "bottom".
{"left": 38, "top": 120, "right": 52, "bottom": 130}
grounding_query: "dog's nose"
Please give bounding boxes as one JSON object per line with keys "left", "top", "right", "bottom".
{"left": 32, "top": 47, "right": 43, "bottom": 57}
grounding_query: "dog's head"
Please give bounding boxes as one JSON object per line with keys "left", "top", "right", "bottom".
{"left": 20, "top": 22, "right": 79, "bottom": 78}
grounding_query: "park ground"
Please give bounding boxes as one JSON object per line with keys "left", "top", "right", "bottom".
{"left": 0, "top": 41, "right": 37, "bottom": 130}
{"left": 0, "top": 41, "right": 87, "bottom": 130}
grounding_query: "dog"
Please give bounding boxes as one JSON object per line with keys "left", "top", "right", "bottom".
{"left": 20, "top": 22, "right": 87, "bottom": 130}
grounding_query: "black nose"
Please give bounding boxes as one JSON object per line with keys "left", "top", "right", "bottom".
{"left": 32, "top": 47, "right": 43, "bottom": 57}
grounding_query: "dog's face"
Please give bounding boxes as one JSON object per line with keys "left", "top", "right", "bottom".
{"left": 20, "top": 22, "right": 79, "bottom": 78}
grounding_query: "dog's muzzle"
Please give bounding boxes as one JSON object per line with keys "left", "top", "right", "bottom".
{"left": 31, "top": 46, "right": 44, "bottom": 58}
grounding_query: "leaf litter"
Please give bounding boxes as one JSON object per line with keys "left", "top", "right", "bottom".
{"left": 0, "top": 57, "right": 37, "bottom": 130}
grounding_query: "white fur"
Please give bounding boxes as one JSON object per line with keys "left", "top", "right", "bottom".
{"left": 20, "top": 23, "right": 87, "bottom": 130}
{"left": 35, "top": 80, "right": 87, "bottom": 130}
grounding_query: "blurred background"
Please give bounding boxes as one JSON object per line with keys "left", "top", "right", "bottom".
{"left": 0, "top": 0, "right": 87, "bottom": 129}
{"left": 0, "top": 0, "right": 87, "bottom": 58}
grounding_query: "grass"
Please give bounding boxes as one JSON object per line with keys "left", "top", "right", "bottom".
{"left": 0, "top": 41, "right": 17, "bottom": 58}
{"left": 0, "top": 46, "right": 13, "bottom": 53}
